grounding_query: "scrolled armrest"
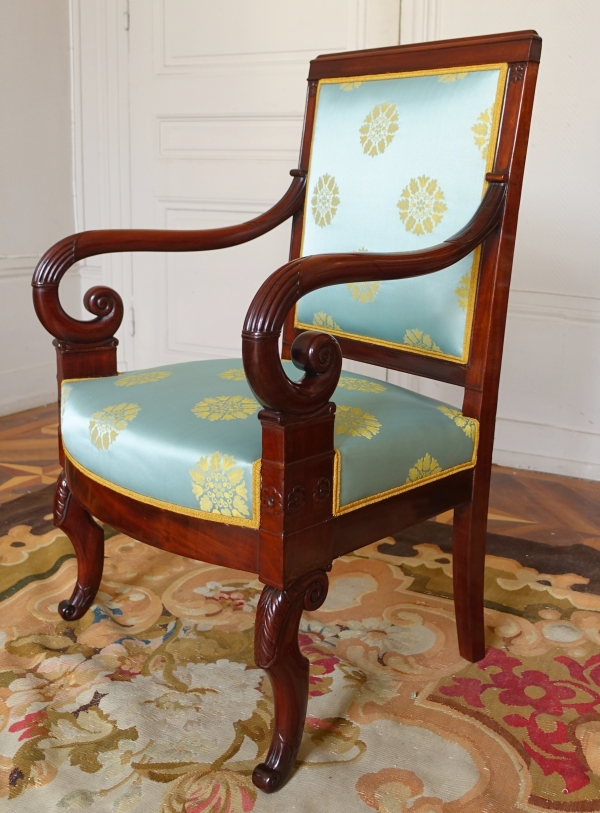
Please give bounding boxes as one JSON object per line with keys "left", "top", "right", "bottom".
{"left": 242, "top": 179, "right": 507, "bottom": 414}
{"left": 32, "top": 173, "right": 306, "bottom": 344}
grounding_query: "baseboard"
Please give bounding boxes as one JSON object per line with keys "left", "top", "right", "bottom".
{"left": 0, "top": 363, "right": 57, "bottom": 417}
{"left": 493, "top": 416, "right": 600, "bottom": 481}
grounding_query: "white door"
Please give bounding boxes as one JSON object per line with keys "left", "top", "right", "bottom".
{"left": 127, "top": 0, "right": 400, "bottom": 370}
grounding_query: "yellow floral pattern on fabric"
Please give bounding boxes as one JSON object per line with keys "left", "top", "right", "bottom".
{"left": 189, "top": 452, "right": 249, "bottom": 517}
{"left": 455, "top": 271, "right": 471, "bottom": 312}
{"left": 89, "top": 403, "right": 141, "bottom": 451}
{"left": 348, "top": 281, "right": 381, "bottom": 303}
{"left": 312, "top": 174, "right": 340, "bottom": 228}
{"left": 437, "top": 405, "right": 477, "bottom": 440}
{"left": 403, "top": 328, "right": 441, "bottom": 353}
{"left": 472, "top": 108, "right": 492, "bottom": 159}
{"left": 192, "top": 396, "right": 259, "bottom": 421}
{"left": 115, "top": 371, "right": 171, "bottom": 387}
{"left": 337, "top": 376, "right": 386, "bottom": 393}
{"left": 406, "top": 453, "right": 442, "bottom": 483}
{"left": 359, "top": 102, "right": 399, "bottom": 156}
{"left": 397, "top": 176, "right": 447, "bottom": 236}
{"left": 313, "top": 312, "right": 341, "bottom": 331}
{"left": 335, "top": 406, "right": 381, "bottom": 439}
{"left": 219, "top": 369, "right": 246, "bottom": 381}
{"left": 340, "top": 81, "right": 362, "bottom": 91}
{"left": 60, "top": 385, "right": 72, "bottom": 420}
{"left": 438, "top": 72, "right": 468, "bottom": 83}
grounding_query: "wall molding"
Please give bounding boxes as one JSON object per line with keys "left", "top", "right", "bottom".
{"left": 494, "top": 417, "right": 600, "bottom": 481}
{"left": 156, "top": 0, "right": 368, "bottom": 73}
{"left": 158, "top": 114, "right": 303, "bottom": 162}
{"left": 0, "top": 363, "right": 58, "bottom": 417}
{"left": 70, "top": 0, "right": 134, "bottom": 369}
{"left": 509, "top": 288, "right": 600, "bottom": 325}
{"left": 400, "top": 0, "right": 442, "bottom": 44}
{"left": 497, "top": 288, "right": 600, "bottom": 479}
{"left": 0, "top": 256, "right": 39, "bottom": 279}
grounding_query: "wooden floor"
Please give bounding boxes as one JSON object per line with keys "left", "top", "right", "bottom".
{"left": 1, "top": 402, "right": 599, "bottom": 550}
{"left": 0, "top": 403, "right": 60, "bottom": 506}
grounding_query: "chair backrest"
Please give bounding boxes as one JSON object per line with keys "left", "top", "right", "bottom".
{"left": 284, "top": 32, "right": 541, "bottom": 391}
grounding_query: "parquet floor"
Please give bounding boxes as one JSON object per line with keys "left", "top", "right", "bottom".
{"left": 0, "top": 403, "right": 60, "bottom": 505}
{"left": 1, "top": 402, "right": 599, "bottom": 550}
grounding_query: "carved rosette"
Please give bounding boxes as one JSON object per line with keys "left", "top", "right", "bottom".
{"left": 262, "top": 486, "right": 283, "bottom": 515}
{"left": 510, "top": 63, "right": 525, "bottom": 83}
{"left": 313, "top": 477, "right": 331, "bottom": 503}
{"left": 286, "top": 485, "right": 306, "bottom": 515}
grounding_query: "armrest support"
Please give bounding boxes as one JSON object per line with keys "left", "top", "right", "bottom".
{"left": 32, "top": 173, "right": 306, "bottom": 344}
{"left": 242, "top": 178, "right": 507, "bottom": 414}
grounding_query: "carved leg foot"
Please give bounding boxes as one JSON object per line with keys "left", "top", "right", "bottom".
{"left": 252, "top": 570, "right": 329, "bottom": 793}
{"left": 54, "top": 472, "right": 104, "bottom": 621}
{"left": 452, "top": 502, "right": 486, "bottom": 662}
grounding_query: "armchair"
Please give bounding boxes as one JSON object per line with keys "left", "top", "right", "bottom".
{"left": 32, "top": 31, "right": 541, "bottom": 793}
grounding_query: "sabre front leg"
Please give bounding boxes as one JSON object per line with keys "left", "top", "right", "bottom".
{"left": 54, "top": 472, "right": 104, "bottom": 620}
{"left": 252, "top": 570, "right": 329, "bottom": 793}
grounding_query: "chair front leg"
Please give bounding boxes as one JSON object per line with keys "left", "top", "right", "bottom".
{"left": 54, "top": 472, "right": 105, "bottom": 621}
{"left": 252, "top": 569, "right": 329, "bottom": 793}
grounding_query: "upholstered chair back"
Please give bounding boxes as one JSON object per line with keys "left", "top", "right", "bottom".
{"left": 295, "top": 64, "right": 507, "bottom": 363}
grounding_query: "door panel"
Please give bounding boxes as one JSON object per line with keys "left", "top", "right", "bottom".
{"left": 128, "top": 0, "right": 400, "bottom": 369}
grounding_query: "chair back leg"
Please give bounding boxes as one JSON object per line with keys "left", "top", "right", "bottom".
{"left": 452, "top": 495, "right": 488, "bottom": 663}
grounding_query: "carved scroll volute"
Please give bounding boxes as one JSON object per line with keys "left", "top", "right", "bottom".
{"left": 254, "top": 570, "right": 329, "bottom": 669}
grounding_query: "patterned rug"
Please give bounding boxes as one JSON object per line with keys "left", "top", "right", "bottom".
{"left": 1, "top": 487, "right": 600, "bottom": 812}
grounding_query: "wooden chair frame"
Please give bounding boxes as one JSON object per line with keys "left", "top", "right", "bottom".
{"left": 32, "top": 31, "right": 541, "bottom": 793}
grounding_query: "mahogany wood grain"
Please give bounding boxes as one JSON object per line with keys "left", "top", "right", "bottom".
{"left": 54, "top": 471, "right": 104, "bottom": 620}
{"left": 308, "top": 30, "right": 541, "bottom": 81}
{"left": 253, "top": 570, "right": 329, "bottom": 792}
{"left": 65, "top": 458, "right": 259, "bottom": 574}
{"left": 333, "top": 469, "right": 474, "bottom": 558}
{"left": 32, "top": 31, "right": 541, "bottom": 794}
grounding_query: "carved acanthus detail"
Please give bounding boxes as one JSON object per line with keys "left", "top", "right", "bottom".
{"left": 254, "top": 570, "right": 329, "bottom": 669}
{"left": 54, "top": 471, "right": 71, "bottom": 524}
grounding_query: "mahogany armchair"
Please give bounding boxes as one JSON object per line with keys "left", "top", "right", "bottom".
{"left": 32, "top": 31, "right": 540, "bottom": 792}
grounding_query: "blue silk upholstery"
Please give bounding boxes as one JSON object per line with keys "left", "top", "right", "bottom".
{"left": 296, "top": 65, "right": 507, "bottom": 362}
{"left": 61, "top": 360, "right": 478, "bottom": 528}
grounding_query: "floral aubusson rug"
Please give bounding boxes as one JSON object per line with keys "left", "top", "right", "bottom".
{"left": 1, "top": 491, "right": 600, "bottom": 812}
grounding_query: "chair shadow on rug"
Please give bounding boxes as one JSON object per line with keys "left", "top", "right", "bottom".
{"left": 32, "top": 31, "right": 541, "bottom": 792}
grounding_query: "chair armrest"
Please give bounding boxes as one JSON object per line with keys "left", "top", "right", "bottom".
{"left": 32, "top": 173, "right": 306, "bottom": 344}
{"left": 242, "top": 177, "right": 507, "bottom": 414}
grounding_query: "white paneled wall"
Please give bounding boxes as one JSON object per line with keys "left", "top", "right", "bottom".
{"left": 396, "top": 0, "right": 600, "bottom": 480}
{"left": 69, "top": 0, "right": 598, "bottom": 481}
{"left": 0, "top": 1, "right": 76, "bottom": 415}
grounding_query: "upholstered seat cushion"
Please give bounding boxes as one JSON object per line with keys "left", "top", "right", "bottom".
{"left": 61, "top": 360, "right": 478, "bottom": 528}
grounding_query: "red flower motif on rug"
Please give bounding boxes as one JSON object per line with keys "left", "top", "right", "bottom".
{"left": 434, "top": 647, "right": 600, "bottom": 803}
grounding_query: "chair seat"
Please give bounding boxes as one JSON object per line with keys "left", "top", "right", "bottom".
{"left": 61, "top": 359, "right": 478, "bottom": 528}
